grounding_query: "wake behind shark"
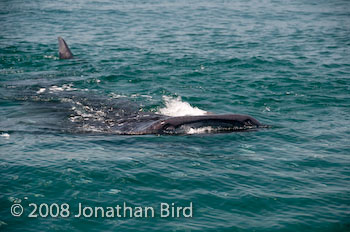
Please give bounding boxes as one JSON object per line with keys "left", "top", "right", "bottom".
{"left": 56, "top": 37, "right": 266, "bottom": 135}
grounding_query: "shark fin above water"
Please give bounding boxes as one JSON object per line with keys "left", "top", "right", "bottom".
{"left": 58, "top": 37, "right": 74, "bottom": 59}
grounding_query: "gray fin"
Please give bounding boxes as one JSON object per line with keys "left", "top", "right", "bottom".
{"left": 58, "top": 37, "right": 73, "bottom": 59}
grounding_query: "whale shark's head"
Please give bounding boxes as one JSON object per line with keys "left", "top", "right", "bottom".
{"left": 141, "top": 114, "right": 263, "bottom": 135}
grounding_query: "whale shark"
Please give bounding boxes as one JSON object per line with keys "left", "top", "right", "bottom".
{"left": 55, "top": 94, "right": 264, "bottom": 135}
{"left": 55, "top": 37, "right": 265, "bottom": 135}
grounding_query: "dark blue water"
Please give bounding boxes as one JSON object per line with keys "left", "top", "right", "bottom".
{"left": 1, "top": 0, "right": 350, "bottom": 231}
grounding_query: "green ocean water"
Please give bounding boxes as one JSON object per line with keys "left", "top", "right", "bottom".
{"left": 1, "top": 0, "right": 350, "bottom": 231}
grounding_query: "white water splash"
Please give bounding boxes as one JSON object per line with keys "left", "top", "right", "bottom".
{"left": 157, "top": 96, "right": 208, "bottom": 117}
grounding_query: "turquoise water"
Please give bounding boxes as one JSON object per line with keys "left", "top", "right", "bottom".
{"left": 1, "top": 0, "right": 350, "bottom": 231}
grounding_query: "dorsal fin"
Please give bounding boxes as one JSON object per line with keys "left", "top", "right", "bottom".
{"left": 58, "top": 37, "right": 73, "bottom": 59}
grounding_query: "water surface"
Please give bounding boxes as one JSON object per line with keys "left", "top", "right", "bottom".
{"left": 1, "top": 0, "right": 350, "bottom": 231}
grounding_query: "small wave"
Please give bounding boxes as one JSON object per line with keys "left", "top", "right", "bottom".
{"left": 37, "top": 84, "right": 77, "bottom": 94}
{"left": 49, "top": 84, "right": 77, "bottom": 93}
{"left": 109, "top": 92, "right": 128, "bottom": 98}
{"left": 157, "top": 96, "right": 208, "bottom": 117}
{"left": 36, "top": 88, "right": 46, "bottom": 94}
{"left": 43, "top": 55, "right": 59, "bottom": 60}
{"left": 0, "top": 133, "right": 10, "bottom": 139}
